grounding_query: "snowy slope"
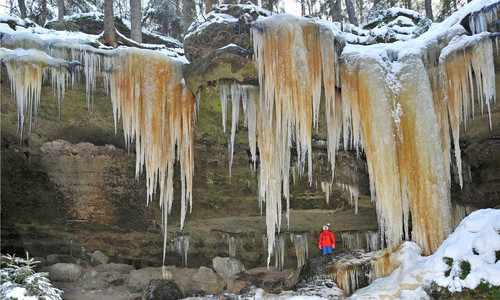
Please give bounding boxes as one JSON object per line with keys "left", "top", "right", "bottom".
{"left": 350, "top": 209, "right": 500, "bottom": 299}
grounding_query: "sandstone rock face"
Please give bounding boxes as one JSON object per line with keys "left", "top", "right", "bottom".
{"left": 46, "top": 263, "right": 83, "bottom": 282}
{"left": 183, "top": 4, "right": 271, "bottom": 91}
{"left": 184, "top": 4, "right": 270, "bottom": 62}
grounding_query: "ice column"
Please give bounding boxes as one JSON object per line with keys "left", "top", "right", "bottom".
{"left": 291, "top": 233, "right": 309, "bottom": 269}
{"left": 228, "top": 236, "right": 238, "bottom": 258}
{"left": 341, "top": 231, "right": 360, "bottom": 250}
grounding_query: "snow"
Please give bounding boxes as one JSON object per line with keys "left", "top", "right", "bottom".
{"left": 350, "top": 209, "right": 500, "bottom": 299}
{"left": 5, "top": 286, "right": 37, "bottom": 300}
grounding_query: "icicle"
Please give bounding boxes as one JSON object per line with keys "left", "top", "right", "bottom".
{"left": 365, "top": 230, "right": 381, "bottom": 252}
{"left": 274, "top": 233, "right": 285, "bottom": 271}
{"left": 440, "top": 33, "right": 496, "bottom": 189}
{"left": 228, "top": 83, "right": 241, "bottom": 179}
{"left": 169, "top": 235, "right": 190, "bottom": 267}
{"left": 321, "top": 181, "right": 331, "bottom": 204}
{"left": 2, "top": 36, "right": 195, "bottom": 267}
{"left": 220, "top": 82, "right": 230, "bottom": 133}
{"left": 252, "top": 16, "right": 343, "bottom": 268}
{"left": 1, "top": 48, "right": 73, "bottom": 142}
{"left": 107, "top": 48, "right": 195, "bottom": 265}
{"left": 341, "top": 231, "right": 360, "bottom": 250}
{"left": 469, "top": 2, "right": 500, "bottom": 34}
{"left": 290, "top": 233, "right": 309, "bottom": 269}
{"left": 228, "top": 236, "right": 238, "bottom": 258}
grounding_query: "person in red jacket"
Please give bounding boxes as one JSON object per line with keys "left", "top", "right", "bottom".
{"left": 318, "top": 223, "right": 336, "bottom": 255}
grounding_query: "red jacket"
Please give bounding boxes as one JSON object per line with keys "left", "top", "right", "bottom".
{"left": 318, "top": 230, "right": 336, "bottom": 247}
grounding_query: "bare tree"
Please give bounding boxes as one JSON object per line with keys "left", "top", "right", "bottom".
{"left": 41, "top": 0, "right": 47, "bottom": 26}
{"left": 130, "top": 0, "right": 142, "bottom": 43}
{"left": 425, "top": 0, "right": 433, "bottom": 21}
{"left": 18, "top": 0, "right": 26, "bottom": 18}
{"left": 330, "top": 0, "right": 342, "bottom": 22}
{"left": 102, "top": 0, "right": 117, "bottom": 47}
{"left": 345, "top": 0, "right": 358, "bottom": 25}
{"left": 206, "top": 0, "right": 212, "bottom": 13}
{"left": 58, "top": 0, "right": 64, "bottom": 21}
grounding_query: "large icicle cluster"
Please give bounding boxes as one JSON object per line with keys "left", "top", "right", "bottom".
{"left": 107, "top": 48, "right": 195, "bottom": 264}
{"left": 246, "top": 0, "right": 497, "bottom": 262}
{"left": 0, "top": 47, "right": 74, "bottom": 141}
{"left": 1, "top": 34, "right": 195, "bottom": 266}
{"left": 440, "top": 32, "right": 496, "bottom": 188}
{"left": 251, "top": 15, "right": 343, "bottom": 266}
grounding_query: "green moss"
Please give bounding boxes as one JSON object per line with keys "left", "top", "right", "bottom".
{"left": 459, "top": 260, "right": 471, "bottom": 280}
{"left": 46, "top": 20, "right": 80, "bottom": 31}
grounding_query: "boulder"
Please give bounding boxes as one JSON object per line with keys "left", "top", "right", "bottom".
{"left": 95, "top": 263, "right": 134, "bottom": 274}
{"left": 102, "top": 271, "right": 127, "bottom": 286}
{"left": 213, "top": 256, "right": 245, "bottom": 278}
{"left": 46, "top": 263, "right": 83, "bottom": 282}
{"left": 126, "top": 267, "right": 163, "bottom": 293}
{"left": 225, "top": 267, "right": 297, "bottom": 294}
{"left": 91, "top": 250, "right": 109, "bottom": 266}
{"left": 79, "top": 269, "right": 109, "bottom": 290}
{"left": 145, "top": 279, "right": 184, "bottom": 300}
{"left": 188, "top": 266, "right": 224, "bottom": 294}
{"left": 46, "top": 254, "right": 77, "bottom": 265}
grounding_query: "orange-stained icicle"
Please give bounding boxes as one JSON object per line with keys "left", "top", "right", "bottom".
{"left": 108, "top": 49, "right": 195, "bottom": 264}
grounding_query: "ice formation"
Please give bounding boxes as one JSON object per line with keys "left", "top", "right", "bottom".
{"left": 169, "top": 235, "right": 190, "bottom": 267}
{"left": 341, "top": 231, "right": 360, "bottom": 250}
{"left": 1, "top": 33, "right": 195, "bottom": 266}
{"left": 228, "top": 235, "right": 238, "bottom": 258}
{"left": 274, "top": 233, "right": 285, "bottom": 270}
{"left": 252, "top": 15, "right": 344, "bottom": 266}
{"left": 291, "top": 233, "right": 309, "bottom": 269}
{"left": 1, "top": 47, "right": 74, "bottom": 141}
{"left": 365, "top": 230, "right": 381, "bottom": 252}
{"left": 320, "top": 181, "right": 331, "bottom": 204}
{"left": 248, "top": 0, "right": 497, "bottom": 260}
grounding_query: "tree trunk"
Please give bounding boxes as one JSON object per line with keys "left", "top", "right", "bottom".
{"left": 206, "top": 0, "right": 211, "bottom": 13}
{"left": 264, "top": 0, "right": 275, "bottom": 12}
{"left": 102, "top": 0, "right": 117, "bottom": 47}
{"left": 18, "top": 0, "right": 26, "bottom": 19}
{"left": 301, "top": 0, "right": 306, "bottom": 17}
{"left": 182, "top": 0, "right": 194, "bottom": 35}
{"left": 330, "top": 0, "right": 342, "bottom": 22}
{"left": 58, "top": 0, "right": 64, "bottom": 22}
{"left": 130, "top": 0, "right": 142, "bottom": 43}
{"left": 404, "top": 0, "right": 411, "bottom": 9}
{"left": 41, "top": 0, "right": 47, "bottom": 26}
{"left": 344, "top": 0, "right": 358, "bottom": 25}
{"left": 425, "top": 0, "right": 433, "bottom": 21}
